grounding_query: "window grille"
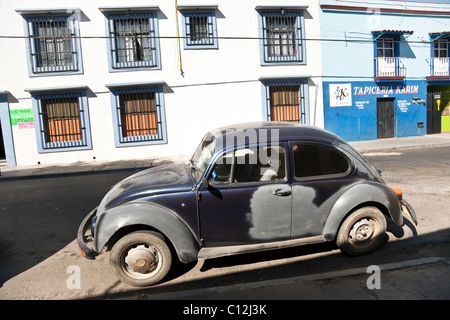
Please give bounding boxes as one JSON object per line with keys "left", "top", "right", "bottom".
{"left": 112, "top": 87, "right": 165, "bottom": 144}
{"left": 26, "top": 15, "right": 80, "bottom": 73}
{"left": 261, "top": 11, "right": 304, "bottom": 63}
{"left": 108, "top": 13, "right": 158, "bottom": 69}
{"left": 266, "top": 84, "right": 307, "bottom": 123}
{"left": 184, "top": 11, "right": 216, "bottom": 47}
{"left": 34, "top": 91, "right": 91, "bottom": 151}
{"left": 120, "top": 91, "right": 158, "bottom": 137}
{"left": 42, "top": 96, "right": 82, "bottom": 142}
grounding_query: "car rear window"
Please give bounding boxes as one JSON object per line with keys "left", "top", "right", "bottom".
{"left": 292, "top": 143, "right": 350, "bottom": 179}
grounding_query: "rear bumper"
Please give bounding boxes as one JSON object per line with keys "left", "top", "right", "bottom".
{"left": 401, "top": 199, "right": 418, "bottom": 225}
{"left": 77, "top": 208, "right": 99, "bottom": 260}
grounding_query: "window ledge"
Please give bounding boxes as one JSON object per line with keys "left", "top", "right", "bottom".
{"left": 98, "top": 6, "right": 159, "bottom": 13}
{"left": 25, "top": 85, "right": 89, "bottom": 93}
{"left": 16, "top": 8, "right": 81, "bottom": 15}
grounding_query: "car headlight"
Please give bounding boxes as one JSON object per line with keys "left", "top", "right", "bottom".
{"left": 90, "top": 215, "right": 97, "bottom": 236}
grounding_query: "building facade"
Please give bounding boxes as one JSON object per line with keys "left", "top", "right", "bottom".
{"left": 0, "top": 0, "right": 324, "bottom": 167}
{"left": 320, "top": 0, "right": 450, "bottom": 142}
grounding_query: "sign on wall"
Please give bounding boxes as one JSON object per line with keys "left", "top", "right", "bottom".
{"left": 329, "top": 83, "right": 352, "bottom": 107}
{"left": 9, "top": 108, "right": 34, "bottom": 129}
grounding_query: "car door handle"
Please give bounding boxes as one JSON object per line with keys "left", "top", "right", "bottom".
{"left": 273, "top": 189, "right": 291, "bottom": 196}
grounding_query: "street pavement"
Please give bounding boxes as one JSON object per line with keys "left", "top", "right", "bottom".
{"left": 1, "top": 132, "right": 449, "bottom": 300}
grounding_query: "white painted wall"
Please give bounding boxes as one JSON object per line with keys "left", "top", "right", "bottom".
{"left": 0, "top": 0, "right": 323, "bottom": 166}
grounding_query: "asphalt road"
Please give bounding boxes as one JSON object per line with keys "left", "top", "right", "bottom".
{"left": 0, "top": 147, "right": 449, "bottom": 300}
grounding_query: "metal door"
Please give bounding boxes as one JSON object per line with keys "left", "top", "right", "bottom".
{"left": 427, "top": 93, "right": 442, "bottom": 134}
{"left": 377, "top": 98, "right": 395, "bottom": 139}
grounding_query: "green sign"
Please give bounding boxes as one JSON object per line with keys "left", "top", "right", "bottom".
{"left": 10, "top": 108, "right": 34, "bottom": 126}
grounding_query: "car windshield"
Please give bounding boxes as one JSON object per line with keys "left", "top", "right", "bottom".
{"left": 190, "top": 133, "right": 216, "bottom": 180}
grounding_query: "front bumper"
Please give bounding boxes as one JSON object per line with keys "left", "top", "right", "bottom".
{"left": 401, "top": 199, "right": 418, "bottom": 225}
{"left": 77, "top": 208, "right": 99, "bottom": 260}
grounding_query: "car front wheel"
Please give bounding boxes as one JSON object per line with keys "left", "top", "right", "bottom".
{"left": 336, "top": 206, "right": 387, "bottom": 256}
{"left": 110, "top": 230, "right": 172, "bottom": 287}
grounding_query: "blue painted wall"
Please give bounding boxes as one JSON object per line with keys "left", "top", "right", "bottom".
{"left": 324, "top": 80, "right": 427, "bottom": 141}
{"left": 319, "top": 0, "right": 450, "bottom": 141}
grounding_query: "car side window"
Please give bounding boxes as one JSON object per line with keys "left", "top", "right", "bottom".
{"left": 210, "top": 146, "right": 286, "bottom": 185}
{"left": 292, "top": 143, "right": 349, "bottom": 179}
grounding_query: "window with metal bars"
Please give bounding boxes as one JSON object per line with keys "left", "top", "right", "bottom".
{"left": 181, "top": 10, "right": 217, "bottom": 49}
{"left": 107, "top": 12, "right": 160, "bottom": 70}
{"left": 25, "top": 14, "right": 82, "bottom": 75}
{"left": 263, "top": 80, "right": 308, "bottom": 124}
{"left": 110, "top": 86, "right": 167, "bottom": 146}
{"left": 32, "top": 90, "right": 92, "bottom": 152}
{"left": 259, "top": 10, "right": 305, "bottom": 64}
{"left": 42, "top": 96, "right": 82, "bottom": 143}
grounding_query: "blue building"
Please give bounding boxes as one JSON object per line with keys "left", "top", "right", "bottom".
{"left": 320, "top": 0, "right": 450, "bottom": 141}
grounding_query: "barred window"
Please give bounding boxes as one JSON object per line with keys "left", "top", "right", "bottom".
{"left": 260, "top": 10, "right": 305, "bottom": 64}
{"left": 25, "top": 14, "right": 82, "bottom": 74}
{"left": 110, "top": 86, "right": 167, "bottom": 146}
{"left": 107, "top": 12, "right": 160, "bottom": 69}
{"left": 263, "top": 80, "right": 308, "bottom": 124}
{"left": 181, "top": 10, "right": 217, "bottom": 48}
{"left": 32, "top": 90, "right": 92, "bottom": 153}
{"left": 42, "top": 96, "right": 82, "bottom": 143}
{"left": 119, "top": 91, "right": 158, "bottom": 138}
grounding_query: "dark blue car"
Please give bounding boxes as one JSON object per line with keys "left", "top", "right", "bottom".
{"left": 78, "top": 122, "right": 416, "bottom": 287}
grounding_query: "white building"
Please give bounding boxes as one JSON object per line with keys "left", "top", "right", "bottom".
{"left": 0, "top": 0, "right": 323, "bottom": 167}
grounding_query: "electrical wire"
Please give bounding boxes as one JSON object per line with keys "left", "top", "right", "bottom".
{"left": 0, "top": 34, "right": 438, "bottom": 45}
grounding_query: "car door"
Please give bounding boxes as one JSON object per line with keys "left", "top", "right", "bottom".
{"left": 289, "top": 142, "right": 353, "bottom": 238}
{"left": 198, "top": 144, "right": 292, "bottom": 247}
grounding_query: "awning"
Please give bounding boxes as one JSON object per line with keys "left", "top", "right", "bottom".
{"left": 372, "top": 30, "right": 414, "bottom": 39}
{"left": 429, "top": 32, "right": 450, "bottom": 40}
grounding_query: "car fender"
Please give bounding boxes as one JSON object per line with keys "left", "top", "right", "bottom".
{"left": 93, "top": 202, "right": 200, "bottom": 263}
{"left": 322, "top": 182, "right": 403, "bottom": 241}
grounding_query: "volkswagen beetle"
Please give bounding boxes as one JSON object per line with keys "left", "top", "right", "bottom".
{"left": 78, "top": 122, "right": 417, "bottom": 287}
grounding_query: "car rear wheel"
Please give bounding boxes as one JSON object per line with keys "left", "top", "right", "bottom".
{"left": 336, "top": 206, "right": 387, "bottom": 256}
{"left": 110, "top": 230, "right": 172, "bottom": 287}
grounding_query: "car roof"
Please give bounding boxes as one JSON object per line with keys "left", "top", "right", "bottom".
{"left": 210, "top": 121, "right": 347, "bottom": 147}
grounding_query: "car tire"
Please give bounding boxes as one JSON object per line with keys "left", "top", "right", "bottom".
{"left": 110, "top": 230, "right": 172, "bottom": 287}
{"left": 336, "top": 206, "right": 387, "bottom": 256}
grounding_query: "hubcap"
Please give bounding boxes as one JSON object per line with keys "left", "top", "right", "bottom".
{"left": 125, "top": 245, "right": 158, "bottom": 274}
{"left": 350, "top": 219, "right": 375, "bottom": 243}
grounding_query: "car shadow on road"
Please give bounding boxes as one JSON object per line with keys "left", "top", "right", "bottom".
{"left": 99, "top": 224, "right": 448, "bottom": 301}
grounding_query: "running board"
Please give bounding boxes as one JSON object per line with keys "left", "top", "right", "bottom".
{"left": 197, "top": 235, "right": 325, "bottom": 260}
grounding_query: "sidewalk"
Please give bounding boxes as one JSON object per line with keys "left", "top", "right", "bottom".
{"left": 1, "top": 133, "right": 450, "bottom": 179}
{"left": 349, "top": 132, "right": 450, "bottom": 153}
{"left": 124, "top": 257, "right": 450, "bottom": 300}
{"left": 0, "top": 154, "right": 187, "bottom": 179}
